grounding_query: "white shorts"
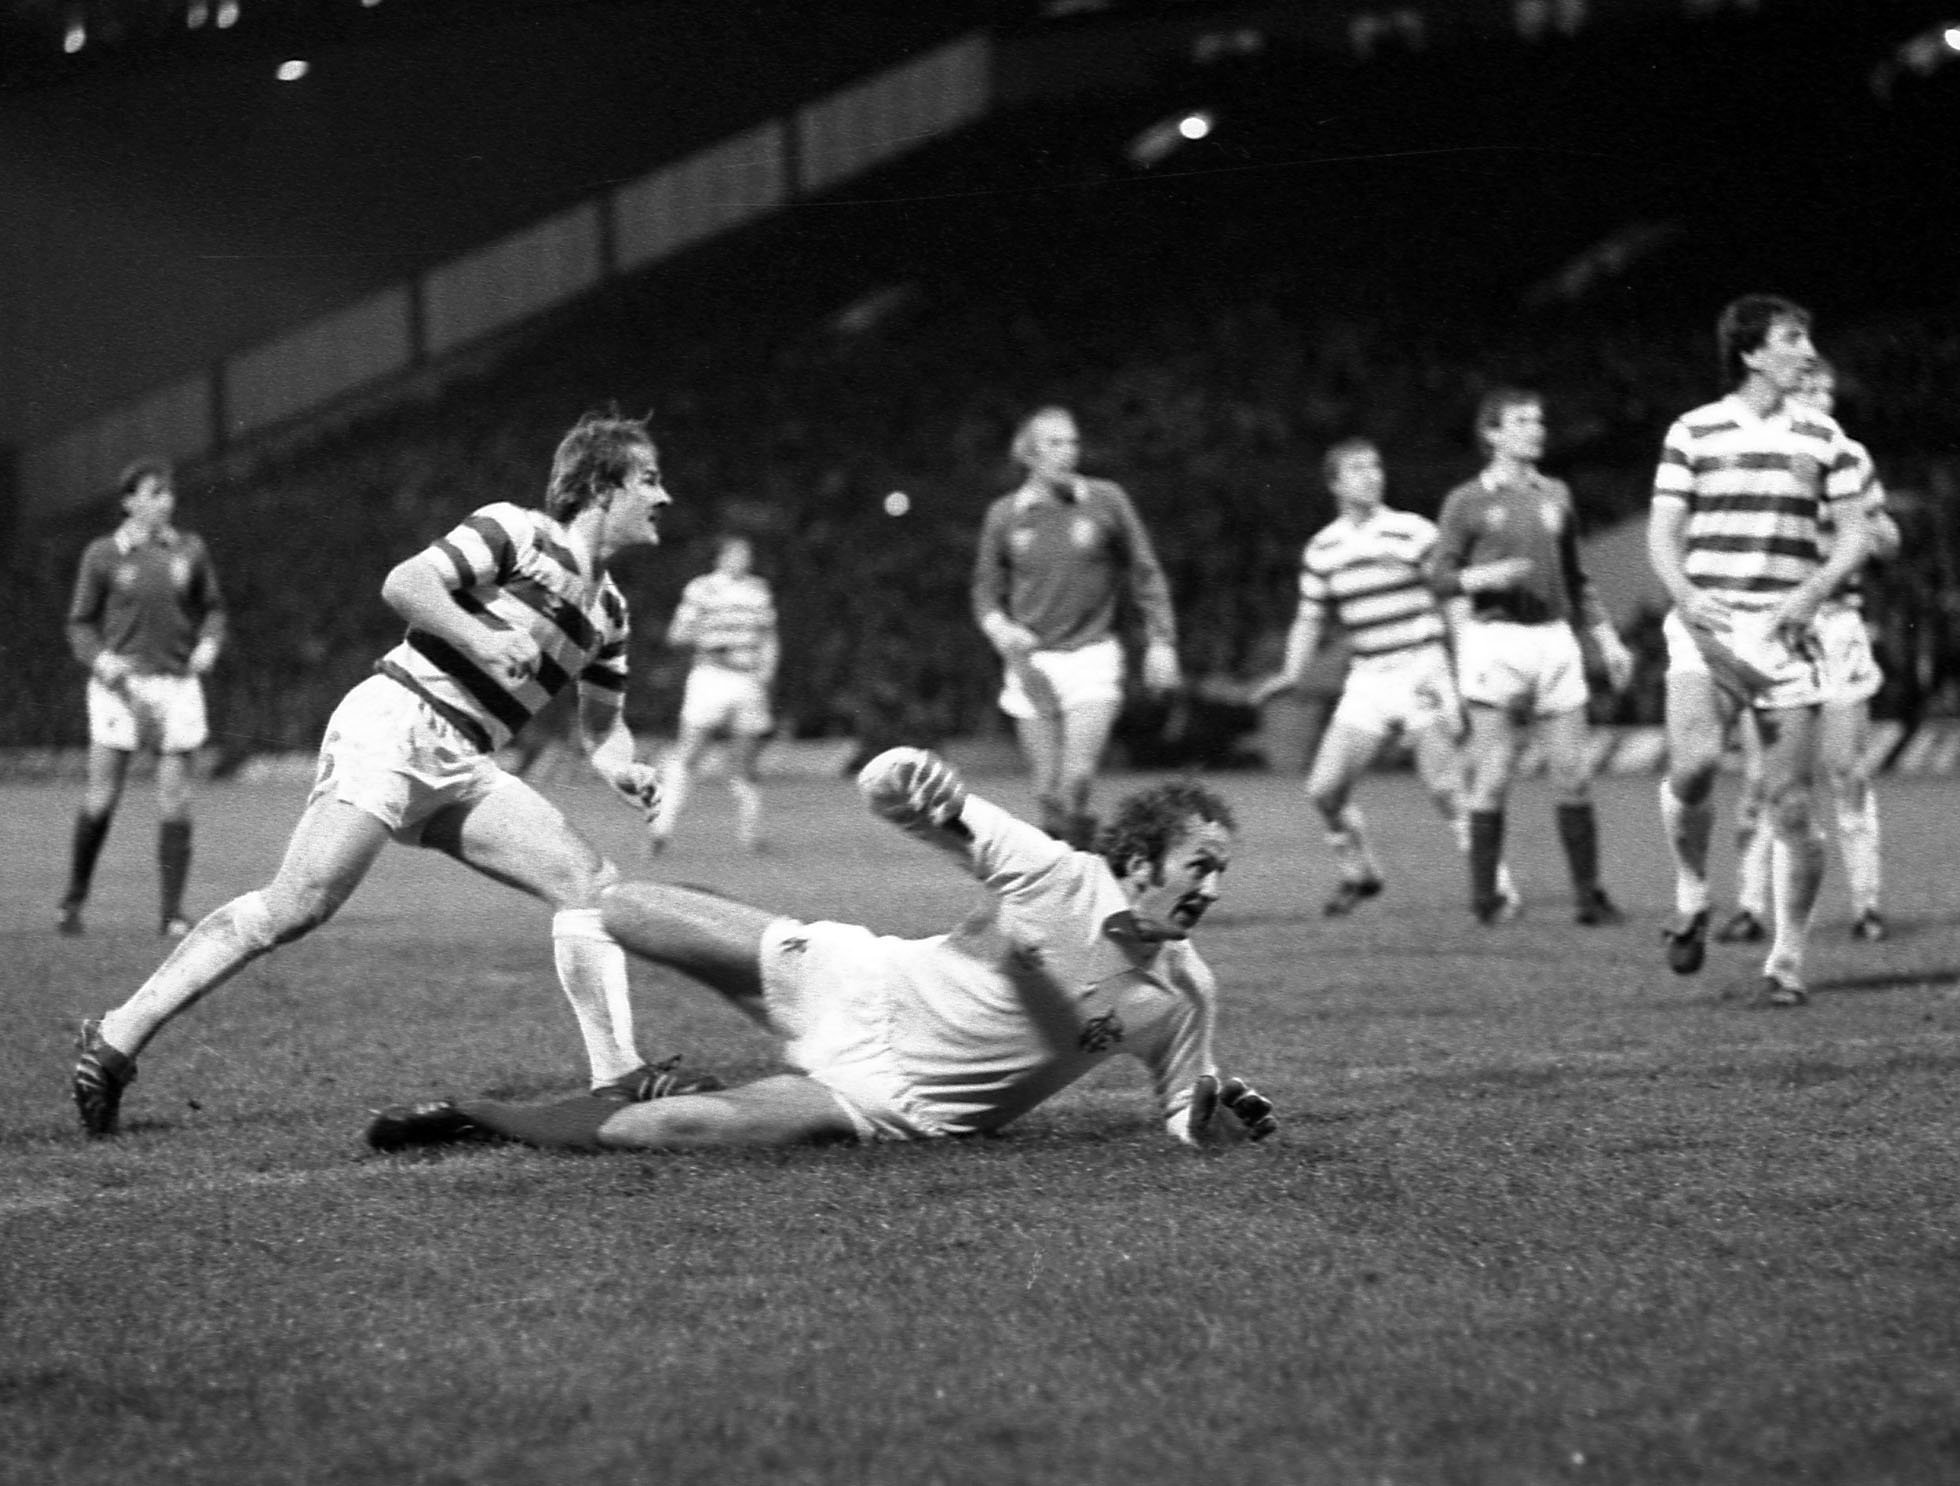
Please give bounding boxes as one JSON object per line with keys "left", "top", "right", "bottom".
{"left": 1663, "top": 607, "right": 1825, "bottom": 712}
{"left": 1328, "top": 645, "right": 1460, "bottom": 741}
{"left": 759, "top": 918, "right": 952, "bottom": 1142}
{"left": 309, "top": 675, "right": 517, "bottom": 843}
{"left": 679, "top": 664, "right": 773, "bottom": 736}
{"left": 1456, "top": 620, "right": 1589, "bottom": 720}
{"left": 1816, "top": 604, "right": 1881, "bottom": 707}
{"left": 998, "top": 636, "right": 1123, "bottom": 721}
{"left": 87, "top": 673, "right": 208, "bottom": 753}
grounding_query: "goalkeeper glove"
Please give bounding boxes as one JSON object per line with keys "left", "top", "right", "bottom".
{"left": 857, "top": 747, "right": 968, "bottom": 831}
{"left": 1185, "top": 1073, "right": 1278, "bottom": 1143}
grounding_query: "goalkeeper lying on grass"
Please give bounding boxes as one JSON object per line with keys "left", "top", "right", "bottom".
{"left": 367, "top": 747, "right": 1278, "bottom": 1154}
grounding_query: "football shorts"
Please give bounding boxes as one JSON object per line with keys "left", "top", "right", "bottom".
{"left": 1816, "top": 603, "right": 1881, "bottom": 707}
{"left": 1455, "top": 620, "right": 1589, "bottom": 720}
{"left": 87, "top": 672, "right": 208, "bottom": 753}
{"left": 309, "top": 674, "right": 518, "bottom": 842}
{"left": 679, "top": 663, "right": 773, "bottom": 736}
{"left": 1327, "top": 644, "right": 1461, "bottom": 741}
{"left": 758, "top": 917, "right": 954, "bottom": 1142}
{"left": 997, "top": 636, "right": 1123, "bottom": 720}
{"left": 1662, "top": 607, "right": 1825, "bottom": 712}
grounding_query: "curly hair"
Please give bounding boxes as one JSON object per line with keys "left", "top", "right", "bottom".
{"left": 1097, "top": 779, "right": 1236, "bottom": 872}
{"left": 544, "top": 410, "right": 655, "bottom": 522}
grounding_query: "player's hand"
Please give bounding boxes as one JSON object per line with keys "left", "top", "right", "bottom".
{"left": 1143, "top": 640, "right": 1182, "bottom": 694}
{"left": 475, "top": 629, "right": 542, "bottom": 686}
{"left": 1591, "top": 624, "right": 1634, "bottom": 693}
{"left": 1462, "top": 556, "right": 1535, "bottom": 593}
{"left": 188, "top": 637, "right": 221, "bottom": 676}
{"left": 1676, "top": 590, "right": 1729, "bottom": 637}
{"left": 91, "top": 652, "right": 133, "bottom": 688}
{"left": 597, "top": 760, "right": 663, "bottom": 827}
{"left": 857, "top": 747, "right": 968, "bottom": 831}
{"left": 1185, "top": 1073, "right": 1278, "bottom": 1144}
{"left": 981, "top": 615, "right": 1040, "bottom": 660}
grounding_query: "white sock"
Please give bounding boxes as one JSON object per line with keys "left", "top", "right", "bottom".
{"left": 1766, "top": 826, "right": 1827, "bottom": 987}
{"left": 1736, "top": 816, "right": 1773, "bottom": 918}
{"left": 1834, "top": 782, "right": 1882, "bottom": 915}
{"left": 652, "top": 757, "right": 689, "bottom": 839}
{"left": 552, "top": 908, "right": 642, "bottom": 1085}
{"left": 1324, "top": 804, "right": 1380, "bottom": 883}
{"left": 99, "top": 891, "right": 279, "bottom": 1058}
{"left": 730, "top": 777, "right": 761, "bottom": 846}
{"left": 1658, "top": 778, "right": 1713, "bottom": 915}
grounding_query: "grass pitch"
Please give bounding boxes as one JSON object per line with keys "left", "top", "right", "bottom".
{"left": 5, "top": 766, "right": 1959, "bottom": 1485}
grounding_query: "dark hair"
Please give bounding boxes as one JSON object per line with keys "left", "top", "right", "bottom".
{"left": 1320, "top": 437, "right": 1377, "bottom": 488}
{"left": 118, "top": 458, "right": 172, "bottom": 497}
{"left": 1717, "top": 295, "right": 1810, "bottom": 389}
{"left": 1474, "top": 388, "right": 1540, "bottom": 453}
{"left": 545, "top": 411, "right": 655, "bottom": 521}
{"left": 1098, "top": 780, "right": 1236, "bottom": 872}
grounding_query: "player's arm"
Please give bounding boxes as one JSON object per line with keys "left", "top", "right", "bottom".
{"left": 381, "top": 552, "right": 539, "bottom": 685}
{"left": 1247, "top": 596, "right": 1325, "bottom": 707}
{"left": 972, "top": 506, "right": 1038, "bottom": 659}
{"left": 188, "top": 538, "right": 227, "bottom": 675}
{"left": 65, "top": 546, "right": 123, "bottom": 682}
{"left": 1559, "top": 507, "right": 1632, "bottom": 691}
{"left": 1146, "top": 976, "right": 1277, "bottom": 1146}
{"left": 1428, "top": 493, "right": 1534, "bottom": 600}
{"left": 1109, "top": 488, "right": 1181, "bottom": 691}
{"left": 1646, "top": 495, "right": 1725, "bottom": 635}
{"left": 1773, "top": 495, "right": 1867, "bottom": 634}
{"left": 857, "top": 747, "right": 1078, "bottom": 889}
{"left": 756, "top": 597, "right": 781, "bottom": 687}
{"left": 578, "top": 678, "right": 663, "bottom": 829}
{"left": 665, "top": 587, "right": 701, "bottom": 649}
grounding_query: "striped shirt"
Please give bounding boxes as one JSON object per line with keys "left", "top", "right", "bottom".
{"left": 669, "top": 571, "right": 776, "bottom": 674}
{"left": 1652, "top": 395, "right": 1863, "bottom": 606}
{"left": 1298, "top": 507, "right": 1447, "bottom": 660}
{"left": 378, "top": 502, "right": 629, "bottom": 753}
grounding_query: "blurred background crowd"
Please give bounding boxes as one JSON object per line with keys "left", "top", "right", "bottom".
{"left": 3, "top": 0, "right": 1956, "bottom": 769}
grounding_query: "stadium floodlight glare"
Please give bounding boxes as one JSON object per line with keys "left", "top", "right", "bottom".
{"left": 276, "top": 59, "right": 308, "bottom": 81}
{"left": 1944, "top": 24, "right": 1960, "bottom": 51}
{"left": 187, "top": 0, "right": 209, "bottom": 27}
{"left": 1126, "top": 108, "right": 1218, "bottom": 168}
{"left": 216, "top": 0, "right": 238, "bottom": 27}
{"left": 62, "top": 16, "right": 85, "bottom": 52}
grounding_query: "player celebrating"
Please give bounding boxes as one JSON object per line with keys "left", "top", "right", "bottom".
{"left": 72, "top": 411, "right": 710, "bottom": 1138}
{"left": 971, "top": 406, "right": 1182, "bottom": 848}
{"left": 1250, "top": 438, "right": 1520, "bottom": 917}
{"left": 1716, "top": 358, "right": 1899, "bottom": 947}
{"left": 649, "top": 533, "right": 779, "bottom": 853}
{"left": 1432, "top": 390, "right": 1633, "bottom": 926}
{"left": 1647, "top": 296, "right": 1869, "bottom": 1006}
{"left": 365, "top": 748, "right": 1278, "bottom": 1154}
{"left": 60, "top": 458, "right": 226, "bottom": 938}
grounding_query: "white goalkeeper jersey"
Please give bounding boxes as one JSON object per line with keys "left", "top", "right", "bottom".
{"left": 779, "top": 796, "right": 1218, "bottom": 1139}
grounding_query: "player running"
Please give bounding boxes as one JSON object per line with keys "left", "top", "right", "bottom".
{"left": 72, "top": 411, "right": 711, "bottom": 1138}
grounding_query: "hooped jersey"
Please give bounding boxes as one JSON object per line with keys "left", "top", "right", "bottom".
{"left": 1298, "top": 507, "right": 1447, "bottom": 660}
{"left": 669, "top": 571, "right": 777, "bottom": 674}
{"left": 1651, "top": 394, "right": 1864, "bottom": 606}
{"left": 377, "top": 502, "right": 628, "bottom": 753}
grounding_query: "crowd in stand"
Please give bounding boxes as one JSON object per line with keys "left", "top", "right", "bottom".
{"left": 5, "top": 14, "right": 1956, "bottom": 768}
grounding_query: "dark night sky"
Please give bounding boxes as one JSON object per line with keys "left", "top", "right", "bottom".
{"left": 0, "top": 1, "right": 985, "bottom": 448}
